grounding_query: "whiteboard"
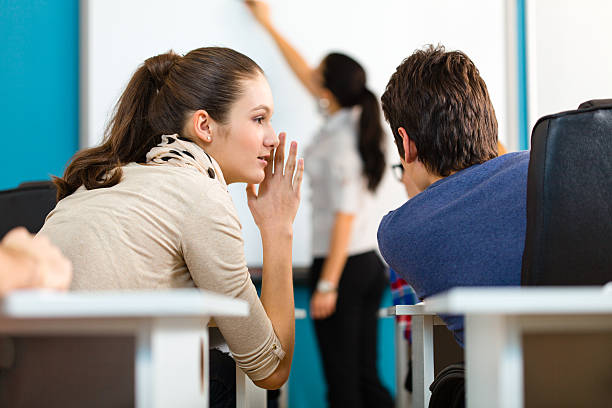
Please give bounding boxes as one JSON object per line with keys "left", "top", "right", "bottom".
{"left": 526, "top": 0, "right": 612, "bottom": 134}
{"left": 81, "top": 0, "right": 512, "bottom": 267}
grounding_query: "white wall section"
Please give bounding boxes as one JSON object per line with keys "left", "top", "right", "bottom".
{"left": 526, "top": 0, "right": 612, "bottom": 133}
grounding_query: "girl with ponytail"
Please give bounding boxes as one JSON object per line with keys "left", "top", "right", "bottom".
{"left": 40, "top": 47, "right": 303, "bottom": 404}
{"left": 247, "top": 3, "right": 393, "bottom": 407}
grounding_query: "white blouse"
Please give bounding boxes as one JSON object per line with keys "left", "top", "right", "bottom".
{"left": 303, "top": 107, "right": 380, "bottom": 258}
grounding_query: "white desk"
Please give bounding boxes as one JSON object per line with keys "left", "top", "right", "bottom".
{"left": 425, "top": 287, "right": 612, "bottom": 408}
{"left": 0, "top": 289, "right": 249, "bottom": 408}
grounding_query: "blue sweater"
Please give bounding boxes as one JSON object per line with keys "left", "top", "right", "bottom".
{"left": 377, "top": 151, "right": 530, "bottom": 345}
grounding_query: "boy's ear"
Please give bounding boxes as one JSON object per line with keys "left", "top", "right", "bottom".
{"left": 398, "top": 127, "right": 418, "bottom": 163}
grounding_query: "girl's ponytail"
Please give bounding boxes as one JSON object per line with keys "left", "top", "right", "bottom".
{"left": 54, "top": 52, "right": 179, "bottom": 200}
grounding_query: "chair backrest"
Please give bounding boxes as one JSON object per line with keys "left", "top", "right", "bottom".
{"left": 0, "top": 181, "right": 57, "bottom": 239}
{"left": 521, "top": 100, "right": 612, "bottom": 285}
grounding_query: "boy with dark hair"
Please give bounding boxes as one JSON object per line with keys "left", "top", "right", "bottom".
{"left": 378, "top": 45, "right": 529, "bottom": 345}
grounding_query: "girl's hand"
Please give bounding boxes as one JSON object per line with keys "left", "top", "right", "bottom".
{"left": 246, "top": 132, "right": 303, "bottom": 236}
{"left": 245, "top": 0, "right": 273, "bottom": 29}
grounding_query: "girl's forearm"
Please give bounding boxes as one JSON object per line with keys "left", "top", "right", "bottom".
{"left": 257, "top": 227, "right": 295, "bottom": 385}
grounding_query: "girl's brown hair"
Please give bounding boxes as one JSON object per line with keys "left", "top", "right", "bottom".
{"left": 54, "top": 47, "right": 263, "bottom": 200}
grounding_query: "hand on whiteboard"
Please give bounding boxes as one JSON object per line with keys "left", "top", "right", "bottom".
{"left": 246, "top": 132, "right": 304, "bottom": 236}
{"left": 245, "top": 0, "right": 272, "bottom": 29}
{"left": 0, "top": 227, "right": 72, "bottom": 294}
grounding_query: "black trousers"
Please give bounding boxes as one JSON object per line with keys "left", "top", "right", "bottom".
{"left": 309, "top": 250, "right": 394, "bottom": 408}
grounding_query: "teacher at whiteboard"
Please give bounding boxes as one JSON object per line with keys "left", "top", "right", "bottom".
{"left": 247, "top": 2, "right": 393, "bottom": 407}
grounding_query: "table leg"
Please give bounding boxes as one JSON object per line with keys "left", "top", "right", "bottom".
{"left": 279, "top": 374, "right": 289, "bottom": 408}
{"left": 412, "top": 315, "right": 434, "bottom": 408}
{"left": 136, "top": 317, "right": 209, "bottom": 408}
{"left": 236, "top": 365, "right": 267, "bottom": 408}
{"left": 395, "top": 319, "right": 411, "bottom": 408}
{"left": 465, "top": 315, "right": 523, "bottom": 408}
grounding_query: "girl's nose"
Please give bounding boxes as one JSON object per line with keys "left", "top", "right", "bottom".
{"left": 265, "top": 128, "right": 279, "bottom": 149}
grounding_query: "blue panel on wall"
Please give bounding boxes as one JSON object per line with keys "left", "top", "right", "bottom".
{"left": 0, "top": 0, "right": 79, "bottom": 190}
{"left": 517, "top": 0, "right": 529, "bottom": 150}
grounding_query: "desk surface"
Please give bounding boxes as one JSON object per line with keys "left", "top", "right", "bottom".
{"left": 425, "top": 286, "right": 612, "bottom": 315}
{"left": 0, "top": 288, "right": 249, "bottom": 319}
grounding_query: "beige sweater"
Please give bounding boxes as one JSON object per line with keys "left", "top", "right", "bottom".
{"left": 39, "top": 160, "right": 284, "bottom": 381}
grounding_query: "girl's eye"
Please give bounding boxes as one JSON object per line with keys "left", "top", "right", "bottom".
{"left": 255, "top": 116, "right": 264, "bottom": 124}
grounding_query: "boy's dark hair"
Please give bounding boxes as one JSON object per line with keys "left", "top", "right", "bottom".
{"left": 381, "top": 45, "right": 498, "bottom": 177}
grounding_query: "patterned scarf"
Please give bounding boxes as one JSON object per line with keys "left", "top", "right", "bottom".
{"left": 146, "top": 134, "right": 223, "bottom": 184}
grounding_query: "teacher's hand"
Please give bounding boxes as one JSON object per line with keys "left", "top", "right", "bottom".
{"left": 310, "top": 291, "right": 338, "bottom": 320}
{"left": 245, "top": 0, "right": 273, "bottom": 29}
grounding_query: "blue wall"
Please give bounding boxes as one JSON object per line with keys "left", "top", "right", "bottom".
{"left": 0, "top": 0, "right": 79, "bottom": 190}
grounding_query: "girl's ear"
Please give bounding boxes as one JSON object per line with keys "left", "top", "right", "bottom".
{"left": 191, "top": 109, "right": 213, "bottom": 143}
{"left": 398, "top": 127, "right": 418, "bottom": 163}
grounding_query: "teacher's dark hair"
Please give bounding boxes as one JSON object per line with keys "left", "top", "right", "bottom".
{"left": 54, "top": 47, "right": 264, "bottom": 200}
{"left": 322, "top": 53, "right": 385, "bottom": 192}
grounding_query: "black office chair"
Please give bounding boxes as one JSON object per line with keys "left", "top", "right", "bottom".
{"left": 0, "top": 181, "right": 57, "bottom": 239}
{"left": 521, "top": 99, "right": 612, "bottom": 285}
{"left": 520, "top": 99, "right": 612, "bottom": 408}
